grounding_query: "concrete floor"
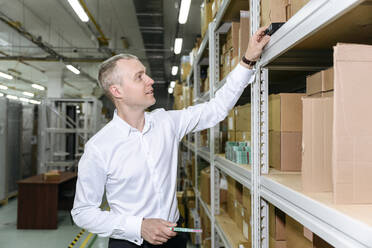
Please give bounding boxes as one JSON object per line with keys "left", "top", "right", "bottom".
{"left": 0, "top": 198, "right": 196, "bottom": 248}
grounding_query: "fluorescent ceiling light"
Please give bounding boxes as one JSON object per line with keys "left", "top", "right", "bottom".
{"left": 170, "top": 81, "right": 176, "bottom": 88}
{"left": 32, "top": 84, "right": 45, "bottom": 91}
{"left": 66, "top": 64, "right": 80, "bottom": 74}
{"left": 67, "top": 0, "right": 89, "bottom": 22}
{"left": 23, "top": 91, "right": 34, "bottom": 97}
{"left": 0, "top": 85, "right": 8, "bottom": 90}
{"left": 174, "top": 38, "right": 183, "bottom": 54}
{"left": 178, "top": 0, "right": 191, "bottom": 24}
{"left": 29, "top": 99, "right": 41, "bottom": 105}
{"left": 6, "top": 95, "right": 17, "bottom": 100}
{"left": 171, "top": 66, "right": 178, "bottom": 76}
{"left": 168, "top": 87, "right": 174, "bottom": 94}
{"left": 0, "top": 71, "right": 13, "bottom": 80}
{"left": 0, "top": 93, "right": 3, "bottom": 97}
{"left": 19, "top": 97, "right": 30, "bottom": 103}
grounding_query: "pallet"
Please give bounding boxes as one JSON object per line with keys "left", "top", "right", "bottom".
{"left": 0, "top": 192, "right": 18, "bottom": 206}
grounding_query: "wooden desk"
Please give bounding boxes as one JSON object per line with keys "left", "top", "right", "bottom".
{"left": 17, "top": 171, "right": 77, "bottom": 229}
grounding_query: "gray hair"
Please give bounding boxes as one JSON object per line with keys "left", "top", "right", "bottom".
{"left": 98, "top": 53, "right": 139, "bottom": 96}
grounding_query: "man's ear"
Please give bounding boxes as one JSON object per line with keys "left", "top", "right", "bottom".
{"left": 109, "top": 84, "right": 122, "bottom": 99}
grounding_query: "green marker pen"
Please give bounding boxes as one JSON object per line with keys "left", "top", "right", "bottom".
{"left": 169, "top": 227, "right": 202, "bottom": 233}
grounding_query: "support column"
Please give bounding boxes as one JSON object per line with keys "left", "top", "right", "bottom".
{"left": 46, "top": 70, "right": 64, "bottom": 98}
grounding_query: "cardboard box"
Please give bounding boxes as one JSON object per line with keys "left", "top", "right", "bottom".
{"left": 227, "top": 192, "right": 236, "bottom": 219}
{"left": 261, "top": 0, "right": 287, "bottom": 27}
{"left": 269, "top": 204, "right": 286, "bottom": 241}
{"left": 269, "top": 237, "right": 287, "bottom": 248}
{"left": 201, "top": 0, "right": 213, "bottom": 38}
{"left": 286, "top": 0, "right": 310, "bottom": 19}
{"left": 239, "top": 10, "right": 250, "bottom": 58}
{"left": 228, "top": 130, "right": 236, "bottom": 141}
{"left": 306, "top": 68, "right": 334, "bottom": 96}
{"left": 234, "top": 201, "right": 244, "bottom": 232}
{"left": 302, "top": 96, "right": 333, "bottom": 192}
{"left": 242, "top": 207, "right": 251, "bottom": 241}
{"left": 181, "top": 62, "right": 191, "bottom": 82}
{"left": 333, "top": 43, "right": 372, "bottom": 204}
{"left": 303, "top": 227, "right": 313, "bottom": 242}
{"left": 231, "top": 56, "right": 239, "bottom": 70}
{"left": 200, "top": 167, "right": 211, "bottom": 204}
{"left": 242, "top": 187, "right": 251, "bottom": 213}
{"left": 231, "top": 22, "right": 240, "bottom": 58}
{"left": 285, "top": 215, "right": 312, "bottom": 248}
{"left": 261, "top": 0, "right": 310, "bottom": 27}
{"left": 236, "top": 103, "right": 251, "bottom": 131}
{"left": 269, "top": 93, "right": 305, "bottom": 132}
{"left": 269, "top": 131, "right": 302, "bottom": 171}
{"left": 236, "top": 131, "right": 251, "bottom": 142}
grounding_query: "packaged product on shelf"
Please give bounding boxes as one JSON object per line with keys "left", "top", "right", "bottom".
{"left": 235, "top": 103, "right": 251, "bottom": 132}
{"left": 261, "top": 0, "right": 310, "bottom": 27}
{"left": 239, "top": 10, "right": 250, "bottom": 58}
{"left": 269, "top": 205, "right": 286, "bottom": 241}
{"left": 180, "top": 56, "right": 191, "bottom": 82}
{"left": 222, "top": 0, "right": 249, "bottom": 22}
{"left": 333, "top": 43, "right": 372, "bottom": 204}
{"left": 174, "top": 81, "right": 183, "bottom": 95}
{"left": 236, "top": 131, "right": 251, "bottom": 142}
{"left": 302, "top": 96, "right": 333, "bottom": 192}
{"left": 227, "top": 130, "right": 236, "bottom": 142}
{"left": 231, "top": 22, "right": 240, "bottom": 58}
{"left": 269, "top": 93, "right": 304, "bottom": 132}
{"left": 306, "top": 67, "right": 334, "bottom": 96}
{"left": 269, "top": 130, "right": 302, "bottom": 171}
{"left": 269, "top": 93, "right": 304, "bottom": 171}
{"left": 201, "top": 0, "right": 213, "bottom": 38}
{"left": 228, "top": 108, "right": 236, "bottom": 131}
{"left": 285, "top": 215, "right": 312, "bottom": 248}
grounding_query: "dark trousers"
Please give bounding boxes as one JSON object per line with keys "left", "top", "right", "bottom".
{"left": 108, "top": 233, "right": 187, "bottom": 248}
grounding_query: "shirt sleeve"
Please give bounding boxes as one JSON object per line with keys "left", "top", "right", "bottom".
{"left": 71, "top": 143, "right": 143, "bottom": 245}
{"left": 168, "top": 63, "right": 255, "bottom": 141}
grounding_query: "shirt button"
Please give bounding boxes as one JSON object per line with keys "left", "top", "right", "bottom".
{"left": 134, "top": 240, "right": 138, "bottom": 242}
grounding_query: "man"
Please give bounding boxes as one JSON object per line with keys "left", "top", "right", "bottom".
{"left": 71, "top": 27, "right": 270, "bottom": 248}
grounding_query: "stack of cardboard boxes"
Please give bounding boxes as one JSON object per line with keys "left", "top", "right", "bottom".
{"left": 220, "top": 10, "right": 250, "bottom": 80}
{"left": 200, "top": 0, "right": 213, "bottom": 38}
{"left": 269, "top": 93, "right": 304, "bottom": 171}
{"left": 302, "top": 43, "right": 372, "bottom": 204}
{"left": 269, "top": 204, "right": 286, "bottom": 248}
{"left": 302, "top": 68, "right": 334, "bottom": 193}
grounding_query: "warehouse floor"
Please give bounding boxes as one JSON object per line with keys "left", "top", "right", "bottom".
{"left": 0, "top": 198, "right": 196, "bottom": 248}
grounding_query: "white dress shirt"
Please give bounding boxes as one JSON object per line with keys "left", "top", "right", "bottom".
{"left": 71, "top": 64, "right": 255, "bottom": 245}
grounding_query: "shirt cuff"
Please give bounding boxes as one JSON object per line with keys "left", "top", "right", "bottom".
{"left": 112, "top": 215, "right": 143, "bottom": 245}
{"left": 229, "top": 63, "right": 256, "bottom": 87}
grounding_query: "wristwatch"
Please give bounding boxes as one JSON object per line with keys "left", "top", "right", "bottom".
{"left": 242, "top": 56, "right": 256, "bottom": 66}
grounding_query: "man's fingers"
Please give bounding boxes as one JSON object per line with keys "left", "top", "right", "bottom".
{"left": 259, "top": 35, "right": 271, "bottom": 48}
{"left": 162, "top": 220, "right": 177, "bottom": 227}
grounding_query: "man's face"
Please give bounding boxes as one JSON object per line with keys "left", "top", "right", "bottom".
{"left": 112, "top": 59, "right": 156, "bottom": 109}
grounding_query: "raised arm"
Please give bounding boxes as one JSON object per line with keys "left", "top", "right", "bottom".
{"left": 168, "top": 27, "right": 270, "bottom": 141}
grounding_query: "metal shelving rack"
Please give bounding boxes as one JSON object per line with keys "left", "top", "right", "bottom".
{"left": 182, "top": 0, "right": 372, "bottom": 247}
{"left": 37, "top": 98, "right": 103, "bottom": 173}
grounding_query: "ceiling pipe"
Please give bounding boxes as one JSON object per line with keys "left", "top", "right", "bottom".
{"left": 0, "top": 10, "right": 97, "bottom": 85}
{"left": 78, "top": 0, "right": 115, "bottom": 56}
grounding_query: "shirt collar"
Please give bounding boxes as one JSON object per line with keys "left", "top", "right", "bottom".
{"left": 112, "top": 110, "right": 153, "bottom": 137}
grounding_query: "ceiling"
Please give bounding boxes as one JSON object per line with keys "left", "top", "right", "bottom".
{"left": 0, "top": 0, "right": 201, "bottom": 109}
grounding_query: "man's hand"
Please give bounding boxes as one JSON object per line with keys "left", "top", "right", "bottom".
{"left": 241, "top": 26, "right": 271, "bottom": 68}
{"left": 141, "top": 218, "right": 177, "bottom": 245}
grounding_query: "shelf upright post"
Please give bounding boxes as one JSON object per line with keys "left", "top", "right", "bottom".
{"left": 208, "top": 20, "right": 221, "bottom": 248}
{"left": 193, "top": 40, "right": 200, "bottom": 212}
{"left": 250, "top": 0, "right": 270, "bottom": 247}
